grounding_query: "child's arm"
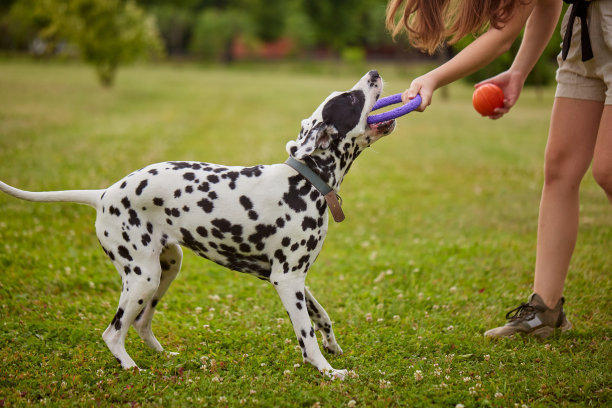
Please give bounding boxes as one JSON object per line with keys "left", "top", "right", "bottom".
{"left": 478, "top": 0, "right": 563, "bottom": 119}
{"left": 403, "top": 0, "right": 561, "bottom": 112}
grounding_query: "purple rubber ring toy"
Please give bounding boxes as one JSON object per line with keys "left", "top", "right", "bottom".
{"left": 367, "top": 93, "right": 422, "bottom": 124}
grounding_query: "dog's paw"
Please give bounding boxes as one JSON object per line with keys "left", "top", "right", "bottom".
{"left": 322, "top": 368, "right": 348, "bottom": 381}
{"left": 322, "top": 339, "right": 343, "bottom": 355}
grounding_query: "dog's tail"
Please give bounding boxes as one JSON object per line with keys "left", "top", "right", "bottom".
{"left": 0, "top": 180, "right": 102, "bottom": 209}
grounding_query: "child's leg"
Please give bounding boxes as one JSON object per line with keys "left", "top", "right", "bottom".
{"left": 592, "top": 105, "right": 612, "bottom": 204}
{"left": 533, "top": 97, "right": 604, "bottom": 309}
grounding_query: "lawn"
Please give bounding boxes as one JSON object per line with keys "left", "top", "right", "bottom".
{"left": 0, "top": 59, "right": 610, "bottom": 407}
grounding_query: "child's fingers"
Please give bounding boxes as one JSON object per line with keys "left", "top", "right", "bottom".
{"left": 402, "top": 86, "right": 419, "bottom": 103}
{"left": 489, "top": 105, "right": 510, "bottom": 120}
{"left": 402, "top": 87, "right": 430, "bottom": 112}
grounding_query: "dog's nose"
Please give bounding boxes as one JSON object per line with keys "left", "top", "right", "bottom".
{"left": 369, "top": 70, "right": 380, "bottom": 79}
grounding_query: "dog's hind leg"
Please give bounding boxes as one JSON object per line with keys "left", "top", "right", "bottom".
{"left": 272, "top": 274, "right": 347, "bottom": 380}
{"left": 102, "top": 257, "right": 162, "bottom": 370}
{"left": 304, "top": 287, "right": 343, "bottom": 355}
{"left": 133, "top": 244, "right": 182, "bottom": 354}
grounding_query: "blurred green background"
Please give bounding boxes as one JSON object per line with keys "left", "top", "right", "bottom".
{"left": 1, "top": 1, "right": 610, "bottom": 407}
{"left": 0, "top": 0, "right": 563, "bottom": 87}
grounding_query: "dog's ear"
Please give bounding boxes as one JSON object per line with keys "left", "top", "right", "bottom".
{"left": 287, "top": 122, "right": 338, "bottom": 160}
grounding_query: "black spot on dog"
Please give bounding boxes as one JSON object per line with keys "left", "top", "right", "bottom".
{"left": 141, "top": 233, "right": 151, "bottom": 246}
{"left": 134, "top": 266, "right": 142, "bottom": 275}
{"left": 207, "top": 174, "right": 219, "bottom": 183}
{"left": 111, "top": 308, "right": 124, "bottom": 331}
{"left": 153, "top": 197, "right": 164, "bottom": 206}
{"left": 174, "top": 189, "right": 182, "bottom": 198}
{"left": 122, "top": 232, "right": 130, "bottom": 242}
{"left": 128, "top": 209, "right": 141, "bottom": 227}
{"left": 117, "top": 246, "right": 133, "bottom": 261}
{"left": 170, "top": 162, "right": 196, "bottom": 170}
{"left": 301, "top": 217, "right": 317, "bottom": 231}
{"left": 222, "top": 171, "right": 240, "bottom": 189}
{"left": 120, "top": 182, "right": 127, "bottom": 189}
{"left": 124, "top": 266, "right": 131, "bottom": 275}
{"left": 240, "top": 166, "right": 263, "bottom": 178}
{"left": 148, "top": 169, "right": 158, "bottom": 175}
{"left": 146, "top": 222, "right": 153, "bottom": 234}
{"left": 185, "top": 185, "right": 193, "bottom": 194}
{"left": 197, "top": 198, "right": 214, "bottom": 213}
{"left": 121, "top": 197, "right": 131, "bottom": 209}
{"left": 306, "top": 235, "right": 318, "bottom": 251}
{"left": 239, "top": 195, "right": 253, "bottom": 210}
{"left": 109, "top": 206, "right": 121, "bottom": 217}
{"left": 274, "top": 249, "right": 286, "bottom": 263}
{"left": 135, "top": 179, "right": 148, "bottom": 196}
{"left": 183, "top": 172, "right": 196, "bottom": 181}
{"left": 180, "top": 227, "right": 207, "bottom": 253}
{"left": 248, "top": 224, "right": 277, "bottom": 250}
{"left": 211, "top": 218, "right": 242, "bottom": 236}
{"left": 282, "top": 175, "right": 312, "bottom": 213}
{"left": 196, "top": 226, "right": 208, "bottom": 237}
{"left": 281, "top": 237, "right": 291, "bottom": 247}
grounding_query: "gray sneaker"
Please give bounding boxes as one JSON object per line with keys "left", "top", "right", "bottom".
{"left": 484, "top": 293, "right": 572, "bottom": 339}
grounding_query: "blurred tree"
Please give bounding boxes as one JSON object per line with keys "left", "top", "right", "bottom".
{"left": 190, "top": 8, "right": 254, "bottom": 62}
{"left": 303, "top": 0, "right": 388, "bottom": 52}
{"left": 234, "top": 0, "right": 288, "bottom": 42}
{"left": 0, "top": 0, "right": 40, "bottom": 51}
{"left": 150, "top": 5, "right": 194, "bottom": 55}
{"left": 68, "top": 0, "right": 163, "bottom": 87}
{"left": 13, "top": 0, "right": 163, "bottom": 87}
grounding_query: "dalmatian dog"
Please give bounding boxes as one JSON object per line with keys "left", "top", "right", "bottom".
{"left": 0, "top": 70, "right": 395, "bottom": 380}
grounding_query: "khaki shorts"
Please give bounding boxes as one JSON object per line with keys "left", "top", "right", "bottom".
{"left": 556, "top": 0, "right": 612, "bottom": 104}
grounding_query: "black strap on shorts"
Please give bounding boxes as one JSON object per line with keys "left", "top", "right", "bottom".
{"left": 562, "top": 0, "right": 594, "bottom": 62}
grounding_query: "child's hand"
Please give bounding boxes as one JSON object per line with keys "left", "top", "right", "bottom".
{"left": 475, "top": 70, "right": 526, "bottom": 119}
{"left": 402, "top": 74, "right": 436, "bottom": 112}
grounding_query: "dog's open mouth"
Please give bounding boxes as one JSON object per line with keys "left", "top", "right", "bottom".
{"left": 368, "top": 119, "right": 396, "bottom": 135}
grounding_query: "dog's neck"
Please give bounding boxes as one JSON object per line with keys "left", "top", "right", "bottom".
{"left": 301, "top": 143, "right": 363, "bottom": 192}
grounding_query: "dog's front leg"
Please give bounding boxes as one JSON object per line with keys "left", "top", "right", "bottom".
{"left": 272, "top": 276, "right": 347, "bottom": 380}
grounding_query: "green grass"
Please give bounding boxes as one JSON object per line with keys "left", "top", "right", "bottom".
{"left": 0, "top": 59, "right": 610, "bottom": 407}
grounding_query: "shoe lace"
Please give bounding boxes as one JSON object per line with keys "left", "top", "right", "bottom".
{"left": 505, "top": 302, "right": 542, "bottom": 322}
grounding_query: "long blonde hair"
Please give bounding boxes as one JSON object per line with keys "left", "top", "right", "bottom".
{"left": 386, "top": 0, "right": 522, "bottom": 54}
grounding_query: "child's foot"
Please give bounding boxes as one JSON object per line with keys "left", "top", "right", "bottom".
{"left": 485, "top": 293, "right": 572, "bottom": 339}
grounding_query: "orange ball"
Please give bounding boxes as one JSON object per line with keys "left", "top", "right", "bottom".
{"left": 472, "top": 84, "right": 504, "bottom": 116}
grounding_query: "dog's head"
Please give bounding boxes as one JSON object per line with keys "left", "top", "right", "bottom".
{"left": 286, "top": 70, "right": 395, "bottom": 188}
